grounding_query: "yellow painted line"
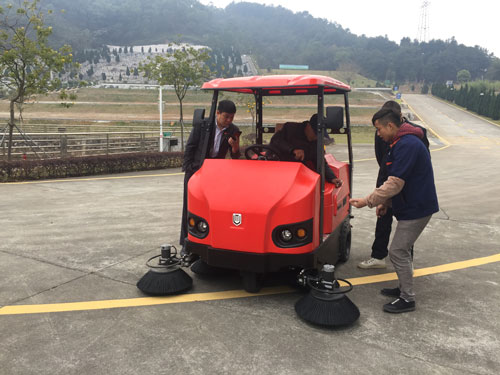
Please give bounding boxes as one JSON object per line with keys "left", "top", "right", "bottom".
{"left": 403, "top": 99, "right": 452, "bottom": 150}
{"left": 346, "top": 253, "right": 500, "bottom": 285}
{"left": 467, "top": 129, "right": 476, "bottom": 134}
{"left": 1, "top": 253, "right": 499, "bottom": 316}
{"left": 2, "top": 172, "right": 184, "bottom": 185}
{"left": 0, "top": 286, "right": 295, "bottom": 316}
{"left": 350, "top": 157, "right": 377, "bottom": 163}
{"left": 434, "top": 96, "right": 500, "bottom": 129}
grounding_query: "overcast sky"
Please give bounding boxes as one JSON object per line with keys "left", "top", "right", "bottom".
{"left": 199, "top": 0, "right": 499, "bottom": 58}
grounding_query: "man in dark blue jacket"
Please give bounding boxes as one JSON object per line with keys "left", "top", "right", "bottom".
{"left": 180, "top": 100, "right": 241, "bottom": 257}
{"left": 358, "top": 101, "right": 429, "bottom": 269}
{"left": 351, "top": 108, "right": 438, "bottom": 313}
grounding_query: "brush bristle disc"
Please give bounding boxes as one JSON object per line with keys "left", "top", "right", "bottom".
{"left": 295, "top": 292, "right": 360, "bottom": 327}
{"left": 137, "top": 268, "right": 192, "bottom": 296}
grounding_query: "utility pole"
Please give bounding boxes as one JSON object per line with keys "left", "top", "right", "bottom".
{"left": 159, "top": 85, "right": 163, "bottom": 152}
{"left": 418, "top": 1, "right": 430, "bottom": 43}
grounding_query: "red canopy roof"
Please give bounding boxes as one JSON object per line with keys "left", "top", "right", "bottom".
{"left": 201, "top": 74, "right": 351, "bottom": 93}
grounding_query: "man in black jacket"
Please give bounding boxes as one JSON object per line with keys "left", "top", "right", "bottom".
{"left": 270, "top": 114, "right": 342, "bottom": 187}
{"left": 180, "top": 100, "right": 241, "bottom": 255}
{"left": 358, "top": 100, "right": 429, "bottom": 269}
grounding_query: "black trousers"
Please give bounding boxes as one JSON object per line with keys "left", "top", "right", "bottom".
{"left": 179, "top": 169, "right": 195, "bottom": 246}
{"left": 371, "top": 206, "right": 393, "bottom": 260}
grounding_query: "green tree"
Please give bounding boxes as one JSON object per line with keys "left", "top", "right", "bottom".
{"left": 492, "top": 94, "right": 500, "bottom": 121}
{"left": 486, "top": 59, "right": 500, "bottom": 81}
{"left": 139, "top": 44, "right": 210, "bottom": 151}
{"left": 457, "top": 69, "right": 471, "bottom": 83}
{"left": 0, "top": 0, "right": 74, "bottom": 160}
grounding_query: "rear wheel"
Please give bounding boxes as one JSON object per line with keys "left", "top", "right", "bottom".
{"left": 241, "top": 271, "right": 263, "bottom": 293}
{"left": 338, "top": 220, "right": 351, "bottom": 262}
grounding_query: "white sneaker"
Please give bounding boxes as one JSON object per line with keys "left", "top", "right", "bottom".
{"left": 358, "top": 257, "right": 386, "bottom": 269}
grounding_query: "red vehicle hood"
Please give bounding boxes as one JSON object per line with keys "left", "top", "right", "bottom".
{"left": 188, "top": 159, "right": 320, "bottom": 253}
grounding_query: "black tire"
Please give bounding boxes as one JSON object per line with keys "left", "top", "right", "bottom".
{"left": 338, "top": 220, "right": 351, "bottom": 262}
{"left": 241, "top": 271, "right": 263, "bottom": 293}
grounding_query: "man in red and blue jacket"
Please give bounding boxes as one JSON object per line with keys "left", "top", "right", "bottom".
{"left": 358, "top": 100, "right": 430, "bottom": 269}
{"left": 351, "top": 108, "right": 438, "bottom": 313}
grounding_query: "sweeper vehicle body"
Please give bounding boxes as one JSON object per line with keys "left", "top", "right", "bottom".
{"left": 138, "top": 74, "right": 360, "bottom": 326}
{"left": 185, "top": 74, "right": 354, "bottom": 291}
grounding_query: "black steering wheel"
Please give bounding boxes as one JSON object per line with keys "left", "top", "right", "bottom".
{"left": 244, "top": 144, "right": 281, "bottom": 161}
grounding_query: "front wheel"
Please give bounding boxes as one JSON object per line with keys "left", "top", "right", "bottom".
{"left": 338, "top": 220, "right": 351, "bottom": 263}
{"left": 240, "top": 271, "right": 263, "bottom": 293}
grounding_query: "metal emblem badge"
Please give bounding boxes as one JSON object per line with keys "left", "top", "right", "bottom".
{"left": 232, "top": 213, "right": 242, "bottom": 226}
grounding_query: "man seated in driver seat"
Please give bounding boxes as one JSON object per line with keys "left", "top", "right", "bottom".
{"left": 270, "top": 114, "right": 342, "bottom": 187}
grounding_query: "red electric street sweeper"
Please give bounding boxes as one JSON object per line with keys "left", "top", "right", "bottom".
{"left": 138, "top": 75, "right": 360, "bottom": 327}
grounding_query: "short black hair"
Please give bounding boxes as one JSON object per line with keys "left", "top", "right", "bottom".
{"left": 381, "top": 100, "right": 402, "bottom": 115}
{"left": 308, "top": 113, "right": 318, "bottom": 131}
{"left": 372, "top": 108, "right": 402, "bottom": 127}
{"left": 217, "top": 100, "right": 236, "bottom": 114}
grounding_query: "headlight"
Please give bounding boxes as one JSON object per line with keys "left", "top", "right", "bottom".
{"left": 280, "top": 229, "right": 293, "bottom": 242}
{"left": 197, "top": 220, "right": 208, "bottom": 233}
{"left": 272, "top": 219, "right": 313, "bottom": 248}
{"left": 187, "top": 212, "right": 209, "bottom": 239}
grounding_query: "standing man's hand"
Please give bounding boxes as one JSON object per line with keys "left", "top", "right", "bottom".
{"left": 331, "top": 178, "right": 343, "bottom": 188}
{"left": 376, "top": 204, "right": 388, "bottom": 218}
{"left": 228, "top": 133, "right": 240, "bottom": 154}
{"left": 293, "top": 149, "right": 305, "bottom": 161}
{"left": 350, "top": 198, "right": 367, "bottom": 208}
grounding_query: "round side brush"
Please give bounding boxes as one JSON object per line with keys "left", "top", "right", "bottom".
{"left": 295, "top": 265, "right": 360, "bottom": 327}
{"left": 137, "top": 244, "right": 193, "bottom": 296}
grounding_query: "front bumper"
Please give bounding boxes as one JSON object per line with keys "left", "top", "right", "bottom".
{"left": 185, "top": 240, "right": 315, "bottom": 273}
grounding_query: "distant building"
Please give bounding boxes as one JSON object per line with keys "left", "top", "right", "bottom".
{"left": 279, "top": 64, "right": 309, "bottom": 70}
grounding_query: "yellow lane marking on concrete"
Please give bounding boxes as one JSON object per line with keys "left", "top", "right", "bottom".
{"left": 1, "top": 253, "right": 499, "bottom": 316}
{"left": 467, "top": 129, "right": 476, "bottom": 134}
{"left": 350, "top": 157, "right": 377, "bottom": 163}
{"left": 434, "top": 96, "right": 500, "bottom": 129}
{"left": 0, "top": 286, "right": 295, "bottom": 316}
{"left": 403, "top": 99, "right": 452, "bottom": 150}
{"left": 2, "top": 172, "right": 185, "bottom": 185}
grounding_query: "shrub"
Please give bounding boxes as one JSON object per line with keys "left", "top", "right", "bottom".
{"left": 0, "top": 152, "right": 183, "bottom": 182}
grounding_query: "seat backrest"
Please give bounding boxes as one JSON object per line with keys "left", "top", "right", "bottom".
{"left": 325, "top": 106, "right": 344, "bottom": 130}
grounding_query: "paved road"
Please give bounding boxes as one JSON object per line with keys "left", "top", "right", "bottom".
{"left": 0, "top": 94, "right": 499, "bottom": 374}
